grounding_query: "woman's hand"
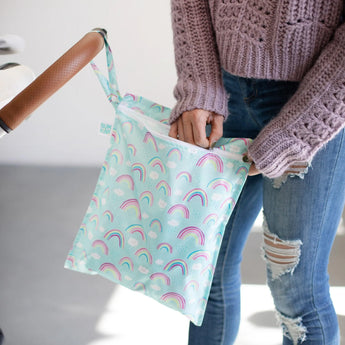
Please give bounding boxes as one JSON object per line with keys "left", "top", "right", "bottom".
{"left": 169, "top": 109, "right": 223, "bottom": 148}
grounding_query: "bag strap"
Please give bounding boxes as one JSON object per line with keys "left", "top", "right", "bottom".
{"left": 90, "top": 29, "right": 122, "bottom": 109}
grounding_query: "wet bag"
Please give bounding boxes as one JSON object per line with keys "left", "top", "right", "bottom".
{"left": 65, "top": 34, "right": 251, "bottom": 326}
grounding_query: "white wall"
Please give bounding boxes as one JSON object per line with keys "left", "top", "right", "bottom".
{"left": 0, "top": 0, "right": 176, "bottom": 166}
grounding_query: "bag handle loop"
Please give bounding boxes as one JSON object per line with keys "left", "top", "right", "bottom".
{"left": 90, "top": 28, "right": 122, "bottom": 109}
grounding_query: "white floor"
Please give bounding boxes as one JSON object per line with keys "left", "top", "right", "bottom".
{"left": 0, "top": 166, "right": 344, "bottom": 345}
{"left": 86, "top": 283, "right": 345, "bottom": 345}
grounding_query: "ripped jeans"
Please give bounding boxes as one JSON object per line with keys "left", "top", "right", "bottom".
{"left": 188, "top": 70, "right": 345, "bottom": 345}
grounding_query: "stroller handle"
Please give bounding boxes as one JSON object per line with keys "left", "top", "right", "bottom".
{"left": 0, "top": 29, "right": 106, "bottom": 134}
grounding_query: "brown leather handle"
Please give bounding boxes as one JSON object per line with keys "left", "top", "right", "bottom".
{"left": 0, "top": 30, "right": 105, "bottom": 131}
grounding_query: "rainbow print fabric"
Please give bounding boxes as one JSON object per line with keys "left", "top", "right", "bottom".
{"left": 64, "top": 37, "right": 251, "bottom": 326}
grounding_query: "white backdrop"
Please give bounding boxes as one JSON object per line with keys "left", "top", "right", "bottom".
{"left": 0, "top": 0, "right": 176, "bottom": 166}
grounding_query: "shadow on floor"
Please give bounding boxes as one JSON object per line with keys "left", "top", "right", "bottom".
{"left": 0, "top": 165, "right": 344, "bottom": 344}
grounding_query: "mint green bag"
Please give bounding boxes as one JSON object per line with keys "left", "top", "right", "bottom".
{"left": 65, "top": 34, "right": 251, "bottom": 326}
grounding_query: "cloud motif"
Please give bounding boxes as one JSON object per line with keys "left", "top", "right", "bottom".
{"left": 211, "top": 193, "right": 223, "bottom": 201}
{"left": 168, "top": 219, "right": 179, "bottom": 227}
{"left": 150, "top": 171, "right": 159, "bottom": 180}
{"left": 155, "top": 259, "right": 164, "bottom": 265}
{"left": 167, "top": 161, "right": 177, "bottom": 169}
{"left": 158, "top": 199, "right": 167, "bottom": 208}
{"left": 192, "top": 263, "right": 203, "bottom": 271}
{"left": 128, "top": 238, "right": 138, "bottom": 247}
{"left": 148, "top": 231, "right": 158, "bottom": 239}
{"left": 139, "top": 266, "right": 149, "bottom": 274}
{"left": 151, "top": 284, "right": 161, "bottom": 291}
{"left": 91, "top": 253, "right": 100, "bottom": 260}
{"left": 114, "top": 189, "right": 124, "bottom": 196}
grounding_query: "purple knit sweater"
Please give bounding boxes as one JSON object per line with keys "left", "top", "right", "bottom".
{"left": 170, "top": 0, "right": 345, "bottom": 178}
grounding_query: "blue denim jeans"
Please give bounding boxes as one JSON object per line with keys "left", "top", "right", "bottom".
{"left": 188, "top": 70, "right": 345, "bottom": 345}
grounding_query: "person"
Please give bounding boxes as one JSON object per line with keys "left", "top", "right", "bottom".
{"left": 168, "top": 1, "right": 345, "bottom": 344}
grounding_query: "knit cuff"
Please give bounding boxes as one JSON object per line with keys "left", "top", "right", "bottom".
{"left": 248, "top": 126, "right": 310, "bottom": 178}
{"left": 248, "top": 24, "right": 345, "bottom": 178}
{"left": 169, "top": 79, "right": 229, "bottom": 124}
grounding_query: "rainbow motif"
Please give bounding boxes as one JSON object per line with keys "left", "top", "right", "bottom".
{"left": 89, "top": 215, "right": 99, "bottom": 230}
{"left": 202, "top": 264, "right": 216, "bottom": 280}
{"left": 120, "top": 199, "right": 142, "bottom": 220}
{"left": 99, "top": 263, "right": 122, "bottom": 281}
{"left": 126, "top": 93, "right": 141, "bottom": 102}
{"left": 119, "top": 257, "right": 134, "bottom": 271}
{"left": 230, "top": 138, "right": 250, "bottom": 146}
{"left": 135, "top": 248, "right": 153, "bottom": 264}
{"left": 176, "top": 171, "right": 192, "bottom": 183}
{"left": 187, "top": 250, "right": 210, "bottom": 261}
{"left": 102, "top": 210, "right": 114, "bottom": 222}
{"left": 102, "top": 187, "right": 110, "bottom": 198}
{"left": 111, "top": 149, "right": 124, "bottom": 165}
{"left": 168, "top": 204, "right": 190, "bottom": 219}
{"left": 111, "top": 130, "right": 120, "bottom": 144}
{"left": 215, "top": 232, "right": 223, "bottom": 244}
{"left": 199, "top": 298, "right": 208, "bottom": 309}
{"left": 150, "top": 103, "right": 166, "bottom": 113}
{"left": 65, "top": 254, "right": 76, "bottom": 268}
{"left": 116, "top": 174, "right": 135, "bottom": 190}
{"left": 91, "top": 195, "right": 100, "bottom": 209}
{"left": 183, "top": 188, "right": 209, "bottom": 207}
{"left": 79, "top": 223, "right": 87, "bottom": 236}
{"left": 148, "top": 156, "right": 166, "bottom": 174}
{"left": 157, "top": 242, "right": 173, "bottom": 254}
{"left": 161, "top": 292, "right": 186, "bottom": 310}
{"left": 167, "top": 148, "right": 182, "bottom": 161}
{"left": 130, "top": 106, "right": 145, "bottom": 114}
{"left": 236, "top": 166, "right": 249, "bottom": 175}
{"left": 107, "top": 92, "right": 119, "bottom": 104}
{"left": 122, "top": 121, "right": 133, "bottom": 133}
{"left": 184, "top": 280, "right": 200, "bottom": 292}
{"left": 92, "top": 240, "right": 109, "bottom": 255}
{"left": 131, "top": 163, "right": 146, "bottom": 182}
{"left": 139, "top": 191, "right": 154, "bottom": 207}
{"left": 177, "top": 226, "right": 206, "bottom": 246}
{"left": 203, "top": 213, "right": 219, "bottom": 226}
{"left": 221, "top": 197, "right": 236, "bottom": 210}
{"left": 150, "top": 219, "right": 162, "bottom": 232}
{"left": 196, "top": 153, "right": 224, "bottom": 172}
{"left": 102, "top": 162, "right": 109, "bottom": 175}
{"left": 143, "top": 132, "right": 158, "bottom": 152}
{"left": 164, "top": 259, "right": 188, "bottom": 275}
{"left": 104, "top": 229, "right": 125, "bottom": 248}
{"left": 156, "top": 180, "right": 172, "bottom": 196}
{"left": 207, "top": 178, "right": 232, "bottom": 192}
{"left": 126, "top": 224, "right": 146, "bottom": 241}
{"left": 150, "top": 273, "right": 171, "bottom": 286}
{"left": 127, "top": 144, "right": 137, "bottom": 156}
{"left": 160, "top": 118, "right": 169, "bottom": 125}
{"left": 81, "top": 250, "right": 88, "bottom": 261}
{"left": 134, "top": 282, "right": 146, "bottom": 292}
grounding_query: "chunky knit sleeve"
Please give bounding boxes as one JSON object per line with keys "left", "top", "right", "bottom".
{"left": 248, "top": 23, "right": 345, "bottom": 178}
{"left": 169, "top": 0, "right": 229, "bottom": 124}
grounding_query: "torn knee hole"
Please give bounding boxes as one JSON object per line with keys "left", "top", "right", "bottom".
{"left": 262, "top": 221, "right": 302, "bottom": 279}
{"left": 276, "top": 311, "right": 307, "bottom": 345}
